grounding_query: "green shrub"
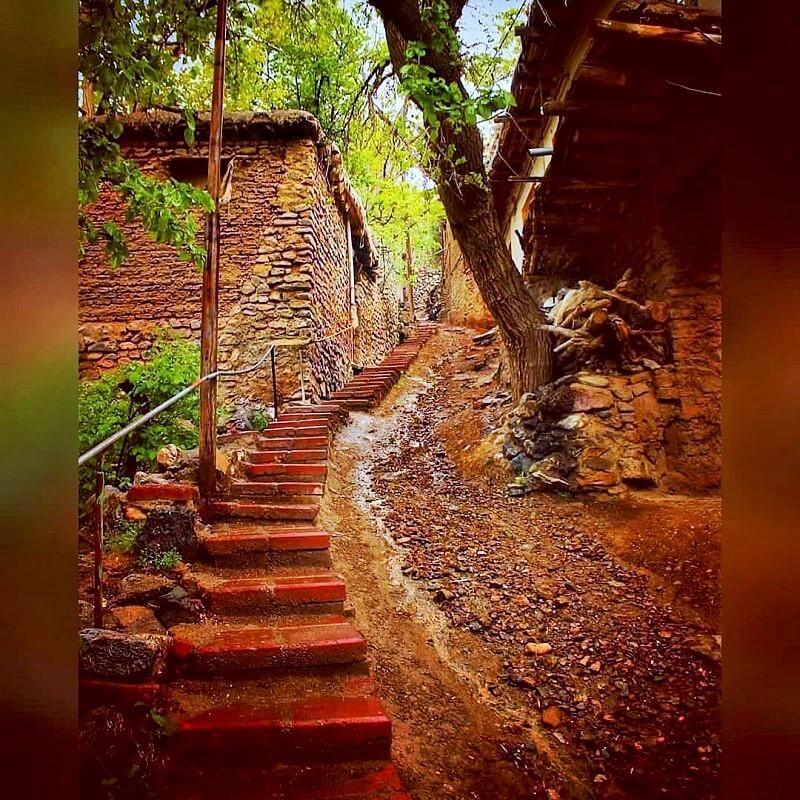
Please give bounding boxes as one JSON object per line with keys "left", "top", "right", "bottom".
{"left": 79, "top": 330, "right": 200, "bottom": 505}
{"left": 139, "top": 548, "right": 182, "bottom": 573}
{"left": 106, "top": 520, "right": 142, "bottom": 554}
{"left": 250, "top": 409, "right": 269, "bottom": 432}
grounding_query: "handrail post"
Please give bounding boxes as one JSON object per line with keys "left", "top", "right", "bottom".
{"left": 270, "top": 347, "right": 279, "bottom": 421}
{"left": 299, "top": 347, "right": 307, "bottom": 405}
{"left": 93, "top": 453, "right": 105, "bottom": 628}
{"left": 199, "top": 0, "right": 228, "bottom": 497}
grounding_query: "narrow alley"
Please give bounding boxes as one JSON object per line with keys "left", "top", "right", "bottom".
{"left": 320, "top": 326, "right": 720, "bottom": 800}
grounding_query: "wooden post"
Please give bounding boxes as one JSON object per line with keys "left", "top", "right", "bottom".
{"left": 405, "top": 230, "right": 415, "bottom": 324}
{"left": 199, "top": 0, "right": 228, "bottom": 497}
{"left": 92, "top": 454, "right": 105, "bottom": 628}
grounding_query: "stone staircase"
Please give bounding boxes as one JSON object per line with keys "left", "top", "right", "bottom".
{"left": 159, "top": 324, "right": 436, "bottom": 798}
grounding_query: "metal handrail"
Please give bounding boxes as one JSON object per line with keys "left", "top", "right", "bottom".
{"left": 78, "top": 344, "right": 277, "bottom": 466}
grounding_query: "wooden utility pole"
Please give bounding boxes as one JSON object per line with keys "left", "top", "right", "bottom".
{"left": 199, "top": 0, "right": 228, "bottom": 497}
{"left": 404, "top": 230, "right": 415, "bottom": 323}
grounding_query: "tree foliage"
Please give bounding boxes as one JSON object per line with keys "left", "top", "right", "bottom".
{"left": 80, "top": 0, "right": 449, "bottom": 275}
{"left": 79, "top": 0, "right": 227, "bottom": 266}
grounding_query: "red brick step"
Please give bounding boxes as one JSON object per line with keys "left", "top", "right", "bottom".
{"left": 170, "top": 618, "right": 367, "bottom": 674}
{"left": 198, "top": 571, "right": 347, "bottom": 613}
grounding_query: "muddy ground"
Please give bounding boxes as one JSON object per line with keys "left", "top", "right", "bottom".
{"left": 318, "top": 326, "right": 720, "bottom": 800}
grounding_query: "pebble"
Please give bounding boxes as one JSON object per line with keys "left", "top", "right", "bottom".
{"left": 525, "top": 642, "right": 553, "bottom": 656}
{"left": 541, "top": 706, "right": 564, "bottom": 728}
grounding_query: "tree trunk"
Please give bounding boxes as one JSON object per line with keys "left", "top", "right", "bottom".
{"left": 369, "top": 0, "right": 553, "bottom": 399}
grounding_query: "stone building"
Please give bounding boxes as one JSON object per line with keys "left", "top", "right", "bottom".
{"left": 440, "top": 221, "right": 493, "bottom": 329}
{"left": 79, "top": 109, "right": 402, "bottom": 408}
{"left": 491, "top": 0, "right": 722, "bottom": 494}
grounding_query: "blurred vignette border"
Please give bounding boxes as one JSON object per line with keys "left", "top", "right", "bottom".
{"left": 0, "top": 1, "right": 799, "bottom": 798}
{"left": 0, "top": 0, "right": 78, "bottom": 797}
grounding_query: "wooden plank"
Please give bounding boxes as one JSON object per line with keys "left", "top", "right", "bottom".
{"left": 594, "top": 18, "right": 721, "bottom": 46}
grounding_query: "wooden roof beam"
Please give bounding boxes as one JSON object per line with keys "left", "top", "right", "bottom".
{"left": 594, "top": 19, "right": 722, "bottom": 47}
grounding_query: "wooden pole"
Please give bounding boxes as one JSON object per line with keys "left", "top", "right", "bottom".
{"left": 405, "top": 230, "right": 415, "bottom": 324}
{"left": 92, "top": 454, "right": 105, "bottom": 628}
{"left": 199, "top": 0, "right": 228, "bottom": 498}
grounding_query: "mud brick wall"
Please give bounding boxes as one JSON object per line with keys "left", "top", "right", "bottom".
{"left": 440, "top": 222, "right": 493, "bottom": 329}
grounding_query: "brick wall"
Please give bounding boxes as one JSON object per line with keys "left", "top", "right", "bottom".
{"left": 440, "top": 222, "right": 493, "bottom": 329}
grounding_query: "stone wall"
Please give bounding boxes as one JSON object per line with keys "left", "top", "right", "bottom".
{"left": 80, "top": 112, "right": 401, "bottom": 410}
{"left": 440, "top": 222, "right": 493, "bottom": 329}
{"left": 412, "top": 264, "right": 442, "bottom": 320}
{"left": 353, "top": 267, "right": 402, "bottom": 368}
{"left": 504, "top": 164, "right": 721, "bottom": 494}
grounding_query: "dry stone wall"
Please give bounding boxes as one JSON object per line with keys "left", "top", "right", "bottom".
{"left": 353, "top": 269, "right": 402, "bottom": 368}
{"left": 440, "top": 222, "right": 493, "bottom": 329}
{"left": 80, "top": 112, "right": 401, "bottom": 410}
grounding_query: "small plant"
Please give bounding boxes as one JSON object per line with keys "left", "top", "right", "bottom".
{"left": 250, "top": 408, "right": 269, "bottom": 431}
{"left": 139, "top": 548, "right": 182, "bottom": 573}
{"left": 105, "top": 520, "right": 142, "bottom": 554}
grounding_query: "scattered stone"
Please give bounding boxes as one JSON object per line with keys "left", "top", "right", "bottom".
{"left": 157, "top": 586, "right": 204, "bottom": 627}
{"left": 79, "top": 628, "right": 169, "bottom": 680}
{"left": 525, "top": 642, "right": 553, "bottom": 656}
{"left": 109, "top": 605, "right": 164, "bottom": 634}
{"left": 541, "top": 706, "right": 564, "bottom": 728}
{"left": 473, "top": 327, "right": 497, "bottom": 346}
{"left": 156, "top": 444, "right": 182, "bottom": 471}
{"left": 577, "top": 374, "right": 610, "bottom": 388}
{"left": 124, "top": 506, "right": 147, "bottom": 522}
{"left": 570, "top": 384, "right": 614, "bottom": 412}
{"left": 135, "top": 507, "right": 197, "bottom": 559}
{"left": 113, "top": 573, "right": 175, "bottom": 606}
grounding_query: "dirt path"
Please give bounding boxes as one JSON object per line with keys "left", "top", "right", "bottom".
{"left": 319, "top": 327, "right": 720, "bottom": 800}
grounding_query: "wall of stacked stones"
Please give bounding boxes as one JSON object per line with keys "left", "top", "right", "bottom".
{"left": 412, "top": 263, "right": 442, "bottom": 319}
{"left": 440, "top": 221, "right": 493, "bottom": 329}
{"left": 507, "top": 171, "right": 721, "bottom": 495}
{"left": 80, "top": 133, "right": 404, "bottom": 410}
{"left": 304, "top": 157, "right": 353, "bottom": 401}
{"left": 614, "top": 225, "right": 721, "bottom": 492}
{"left": 79, "top": 137, "right": 323, "bottom": 409}
{"left": 353, "top": 268, "right": 401, "bottom": 368}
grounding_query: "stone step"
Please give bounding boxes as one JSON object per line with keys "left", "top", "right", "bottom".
{"left": 330, "top": 399, "right": 374, "bottom": 410}
{"left": 199, "top": 524, "right": 331, "bottom": 568}
{"left": 228, "top": 481, "right": 325, "bottom": 497}
{"left": 162, "top": 762, "right": 410, "bottom": 800}
{"left": 247, "top": 448, "right": 328, "bottom": 464}
{"left": 127, "top": 483, "right": 199, "bottom": 503}
{"left": 256, "top": 435, "right": 329, "bottom": 450}
{"left": 261, "top": 424, "right": 329, "bottom": 438}
{"left": 170, "top": 618, "right": 367, "bottom": 675}
{"left": 197, "top": 571, "right": 347, "bottom": 613}
{"left": 171, "top": 696, "right": 391, "bottom": 765}
{"left": 243, "top": 462, "right": 327, "bottom": 481}
{"left": 209, "top": 500, "right": 320, "bottom": 521}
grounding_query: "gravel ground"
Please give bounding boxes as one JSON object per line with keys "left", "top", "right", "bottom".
{"left": 324, "top": 326, "right": 720, "bottom": 800}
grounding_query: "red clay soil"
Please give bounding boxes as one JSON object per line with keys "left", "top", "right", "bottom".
{"left": 319, "top": 326, "right": 720, "bottom": 800}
